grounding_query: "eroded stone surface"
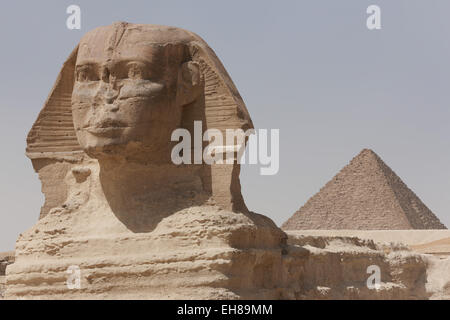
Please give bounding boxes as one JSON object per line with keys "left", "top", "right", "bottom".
{"left": 283, "top": 235, "right": 430, "bottom": 299}
{"left": 0, "top": 252, "right": 14, "bottom": 299}
{"left": 6, "top": 22, "right": 283, "bottom": 300}
{"left": 6, "top": 233, "right": 446, "bottom": 300}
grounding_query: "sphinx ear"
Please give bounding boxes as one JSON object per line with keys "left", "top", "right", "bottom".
{"left": 176, "top": 61, "right": 203, "bottom": 107}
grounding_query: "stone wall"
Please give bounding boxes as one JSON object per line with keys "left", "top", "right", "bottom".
{"left": 5, "top": 232, "right": 446, "bottom": 299}
{"left": 0, "top": 252, "right": 15, "bottom": 299}
{"left": 282, "top": 234, "right": 430, "bottom": 299}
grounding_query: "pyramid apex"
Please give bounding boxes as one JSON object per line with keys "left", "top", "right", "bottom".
{"left": 359, "top": 148, "right": 376, "bottom": 156}
{"left": 351, "top": 149, "right": 384, "bottom": 165}
{"left": 349, "top": 148, "right": 380, "bottom": 164}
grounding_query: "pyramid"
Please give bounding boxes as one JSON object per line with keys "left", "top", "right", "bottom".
{"left": 282, "top": 149, "right": 447, "bottom": 230}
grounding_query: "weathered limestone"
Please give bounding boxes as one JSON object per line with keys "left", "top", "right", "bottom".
{"left": 5, "top": 238, "right": 450, "bottom": 300}
{"left": 0, "top": 252, "right": 14, "bottom": 299}
{"left": 425, "top": 255, "right": 450, "bottom": 299}
{"left": 285, "top": 231, "right": 450, "bottom": 299}
{"left": 283, "top": 149, "right": 447, "bottom": 230}
{"left": 6, "top": 22, "right": 285, "bottom": 300}
{"left": 283, "top": 235, "right": 430, "bottom": 299}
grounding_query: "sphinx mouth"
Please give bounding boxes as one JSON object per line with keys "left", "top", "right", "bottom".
{"left": 96, "top": 118, "right": 128, "bottom": 128}
{"left": 85, "top": 119, "right": 129, "bottom": 136}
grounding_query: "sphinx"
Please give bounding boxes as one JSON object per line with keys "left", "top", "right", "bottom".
{"left": 6, "top": 22, "right": 286, "bottom": 299}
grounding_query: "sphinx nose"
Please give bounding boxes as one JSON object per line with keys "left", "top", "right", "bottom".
{"left": 106, "top": 103, "right": 119, "bottom": 112}
{"left": 105, "top": 87, "right": 119, "bottom": 105}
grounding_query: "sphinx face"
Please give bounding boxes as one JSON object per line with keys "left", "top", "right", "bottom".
{"left": 71, "top": 25, "right": 188, "bottom": 160}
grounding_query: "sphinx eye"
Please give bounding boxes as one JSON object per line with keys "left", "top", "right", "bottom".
{"left": 76, "top": 65, "right": 99, "bottom": 82}
{"left": 127, "top": 62, "right": 147, "bottom": 80}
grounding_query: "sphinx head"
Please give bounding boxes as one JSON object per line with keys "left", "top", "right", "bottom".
{"left": 71, "top": 23, "right": 203, "bottom": 162}
{"left": 27, "top": 22, "right": 253, "bottom": 214}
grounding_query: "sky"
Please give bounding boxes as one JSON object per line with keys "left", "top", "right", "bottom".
{"left": 1, "top": 1, "right": 450, "bottom": 251}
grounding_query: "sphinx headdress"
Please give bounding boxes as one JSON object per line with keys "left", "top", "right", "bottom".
{"left": 26, "top": 23, "right": 254, "bottom": 218}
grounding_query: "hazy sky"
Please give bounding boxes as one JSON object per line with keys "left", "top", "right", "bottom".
{"left": 1, "top": 1, "right": 449, "bottom": 251}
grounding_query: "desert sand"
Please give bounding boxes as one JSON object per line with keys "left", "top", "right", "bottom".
{"left": 286, "top": 230, "right": 450, "bottom": 249}
{"left": 411, "top": 237, "right": 450, "bottom": 257}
